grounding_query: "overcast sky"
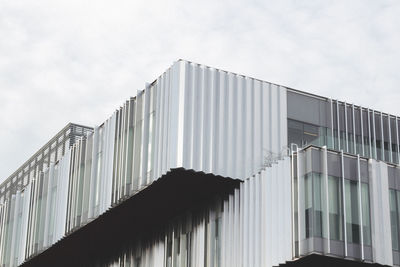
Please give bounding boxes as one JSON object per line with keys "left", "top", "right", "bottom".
{"left": 1, "top": 0, "right": 399, "bottom": 182}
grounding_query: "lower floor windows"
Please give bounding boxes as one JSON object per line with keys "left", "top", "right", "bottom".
{"left": 301, "top": 172, "right": 371, "bottom": 246}
{"left": 390, "top": 189, "right": 400, "bottom": 251}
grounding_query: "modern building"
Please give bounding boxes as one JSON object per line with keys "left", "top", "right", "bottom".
{"left": 0, "top": 60, "right": 399, "bottom": 267}
{"left": 0, "top": 123, "right": 93, "bottom": 203}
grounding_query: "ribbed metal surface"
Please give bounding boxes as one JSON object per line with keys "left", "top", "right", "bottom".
{"left": 221, "top": 157, "right": 292, "bottom": 267}
{"left": 177, "top": 61, "right": 288, "bottom": 179}
{"left": 0, "top": 185, "right": 31, "bottom": 267}
{"left": 369, "top": 159, "right": 392, "bottom": 265}
{"left": 0, "top": 60, "right": 291, "bottom": 267}
{"left": 91, "top": 158, "right": 292, "bottom": 267}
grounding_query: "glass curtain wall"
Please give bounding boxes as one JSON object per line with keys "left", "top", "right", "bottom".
{"left": 111, "top": 85, "right": 157, "bottom": 207}
{"left": 300, "top": 178, "right": 371, "bottom": 247}
{"left": 297, "top": 150, "right": 372, "bottom": 259}
{"left": 288, "top": 120, "right": 327, "bottom": 149}
{"left": 288, "top": 91, "right": 400, "bottom": 166}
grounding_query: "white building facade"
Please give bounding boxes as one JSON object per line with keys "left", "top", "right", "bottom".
{"left": 0, "top": 60, "right": 399, "bottom": 267}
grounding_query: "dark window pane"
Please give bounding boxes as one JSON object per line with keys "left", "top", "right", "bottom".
{"left": 390, "top": 189, "right": 399, "bottom": 250}
{"left": 329, "top": 176, "right": 343, "bottom": 240}
{"left": 345, "top": 180, "right": 360, "bottom": 244}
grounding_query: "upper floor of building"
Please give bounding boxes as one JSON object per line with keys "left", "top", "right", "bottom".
{"left": 1, "top": 60, "right": 399, "bottom": 267}
{"left": 0, "top": 123, "right": 93, "bottom": 202}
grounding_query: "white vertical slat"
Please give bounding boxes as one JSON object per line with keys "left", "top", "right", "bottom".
{"left": 298, "top": 149, "right": 305, "bottom": 256}
{"left": 264, "top": 83, "right": 271, "bottom": 169}
{"left": 42, "top": 164, "right": 54, "bottom": 248}
{"left": 174, "top": 61, "right": 187, "bottom": 170}
{"left": 337, "top": 101, "right": 341, "bottom": 150}
{"left": 243, "top": 181, "right": 249, "bottom": 267}
{"left": 254, "top": 174, "right": 261, "bottom": 267}
{"left": 341, "top": 150, "right": 348, "bottom": 257}
{"left": 234, "top": 188, "right": 240, "bottom": 267}
{"left": 369, "top": 159, "right": 393, "bottom": 265}
{"left": 210, "top": 69, "right": 220, "bottom": 175}
{"left": 9, "top": 193, "right": 20, "bottom": 267}
{"left": 323, "top": 146, "right": 330, "bottom": 254}
{"left": 18, "top": 183, "right": 31, "bottom": 265}
{"left": 344, "top": 102, "right": 349, "bottom": 152}
{"left": 277, "top": 159, "right": 284, "bottom": 263}
{"left": 285, "top": 157, "right": 293, "bottom": 261}
{"left": 266, "top": 166, "right": 273, "bottom": 267}
{"left": 141, "top": 87, "right": 151, "bottom": 187}
{"left": 153, "top": 78, "right": 162, "bottom": 180}
{"left": 368, "top": 109, "right": 372, "bottom": 157}
{"left": 361, "top": 107, "right": 365, "bottom": 156}
{"left": 372, "top": 110, "right": 377, "bottom": 159}
{"left": 107, "top": 114, "right": 117, "bottom": 209}
{"left": 388, "top": 115, "right": 393, "bottom": 163}
{"left": 115, "top": 106, "right": 122, "bottom": 201}
{"left": 88, "top": 127, "right": 99, "bottom": 219}
{"left": 0, "top": 202, "right": 8, "bottom": 264}
{"left": 202, "top": 67, "right": 212, "bottom": 174}
{"left": 271, "top": 159, "right": 279, "bottom": 266}
{"left": 352, "top": 104, "right": 357, "bottom": 153}
{"left": 270, "top": 84, "right": 279, "bottom": 155}
{"left": 330, "top": 99, "right": 335, "bottom": 149}
{"left": 219, "top": 71, "right": 229, "bottom": 175}
{"left": 380, "top": 113, "right": 385, "bottom": 161}
{"left": 182, "top": 61, "right": 193, "bottom": 170}
{"left": 279, "top": 85, "right": 288, "bottom": 155}
{"left": 357, "top": 155, "right": 365, "bottom": 260}
{"left": 161, "top": 70, "right": 170, "bottom": 176}
{"left": 379, "top": 112, "right": 387, "bottom": 161}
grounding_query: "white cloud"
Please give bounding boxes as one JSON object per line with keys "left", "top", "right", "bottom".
{"left": 0, "top": 0, "right": 399, "bottom": 182}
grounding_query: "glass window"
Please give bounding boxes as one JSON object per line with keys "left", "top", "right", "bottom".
{"left": 361, "top": 183, "right": 371, "bottom": 246}
{"left": 375, "top": 113, "right": 383, "bottom": 161}
{"left": 345, "top": 180, "right": 360, "bottom": 244}
{"left": 329, "top": 176, "right": 343, "bottom": 240}
{"left": 389, "top": 189, "right": 400, "bottom": 251}
{"left": 288, "top": 120, "right": 304, "bottom": 148}
{"left": 304, "top": 173, "right": 313, "bottom": 238}
{"left": 383, "top": 115, "right": 390, "bottom": 161}
{"left": 303, "top": 172, "right": 325, "bottom": 239}
{"left": 288, "top": 119, "right": 327, "bottom": 149}
{"left": 390, "top": 189, "right": 399, "bottom": 250}
{"left": 313, "top": 173, "right": 323, "bottom": 237}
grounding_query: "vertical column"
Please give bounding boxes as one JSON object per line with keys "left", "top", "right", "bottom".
{"left": 372, "top": 110, "right": 377, "bottom": 159}
{"left": 361, "top": 108, "right": 365, "bottom": 156}
{"left": 345, "top": 102, "right": 349, "bottom": 152}
{"left": 380, "top": 113, "right": 385, "bottom": 161}
{"left": 337, "top": 101, "right": 341, "bottom": 150}
{"left": 330, "top": 99, "right": 335, "bottom": 149}
{"left": 168, "top": 60, "right": 186, "bottom": 169}
{"left": 388, "top": 115, "right": 393, "bottom": 163}
{"left": 369, "top": 159, "right": 392, "bottom": 265}
{"left": 341, "top": 150, "right": 348, "bottom": 257}
{"left": 368, "top": 109, "right": 372, "bottom": 158}
{"left": 357, "top": 155, "right": 364, "bottom": 260}
{"left": 296, "top": 146, "right": 302, "bottom": 257}
{"left": 352, "top": 104, "right": 357, "bottom": 153}
{"left": 291, "top": 144, "right": 298, "bottom": 258}
{"left": 323, "top": 146, "right": 330, "bottom": 254}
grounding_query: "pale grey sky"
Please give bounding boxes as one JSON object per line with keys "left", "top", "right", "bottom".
{"left": 1, "top": 0, "right": 399, "bottom": 182}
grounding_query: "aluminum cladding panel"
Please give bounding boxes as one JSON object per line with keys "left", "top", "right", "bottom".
{"left": 173, "top": 60, "right": 288, "bottom": 180}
